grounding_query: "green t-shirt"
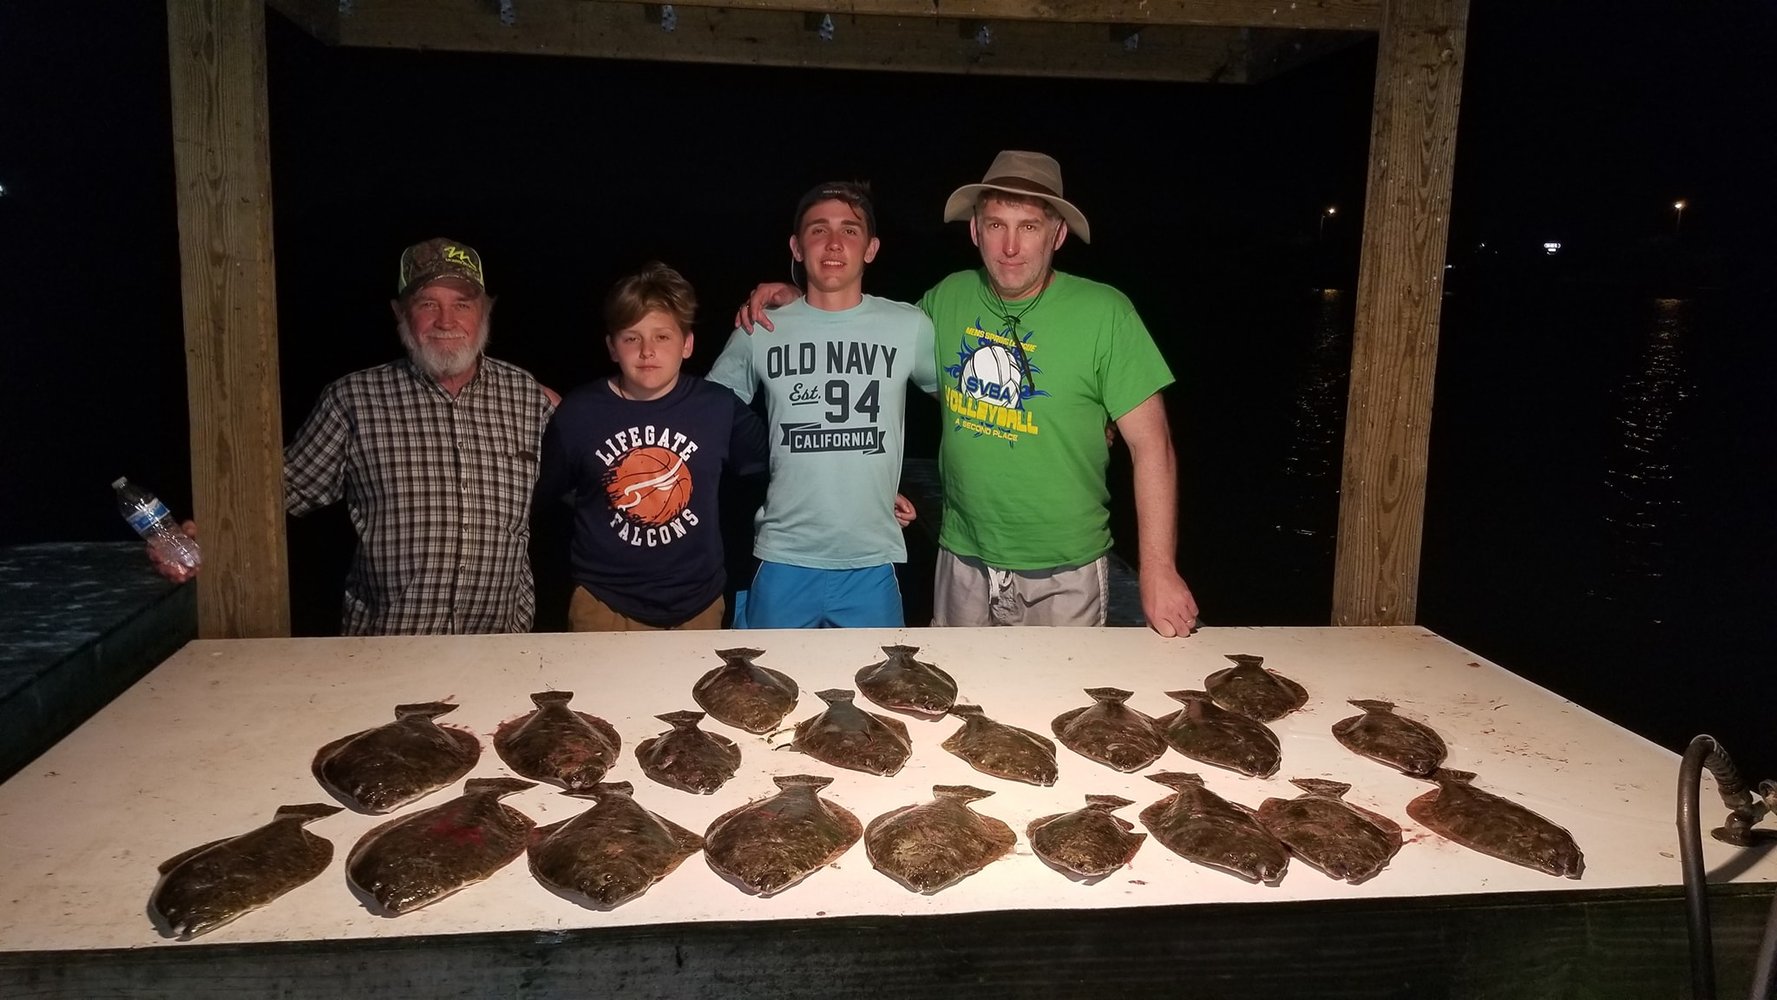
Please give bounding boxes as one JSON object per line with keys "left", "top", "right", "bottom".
{"left": 708, "top": 295, "right": 938, "bottom": 569}
{"left": 920, "top": 269, "right": 1174, "bottom": 570}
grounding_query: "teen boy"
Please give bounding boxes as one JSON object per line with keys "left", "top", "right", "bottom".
{"left": 537, "top": 263, "right": 767, "bottom": 630}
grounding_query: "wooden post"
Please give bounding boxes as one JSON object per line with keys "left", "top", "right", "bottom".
{"left": 166, "top": 0, "right": 291, "bottom": 637}
{"left": 1331, "top": 0, "right": 1467, "bottom": 625}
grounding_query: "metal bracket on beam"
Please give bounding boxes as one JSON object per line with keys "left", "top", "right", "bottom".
{"left": 805, "top": 12, "right": 836, "bottom": 42}
{"left": 338, "top": 0, "right": 352, "bottom": 15}
{"left": 497, "top": 0, "right": 516, "bottom": 26}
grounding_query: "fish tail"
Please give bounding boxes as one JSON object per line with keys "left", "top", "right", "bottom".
{"left": 532, "top": 691, "right": 575, "bottom": 707}
{"left": 1348, "top": 699, "right": 1396, "bottom": 713}
{"left": 815, "top": 688, "right": 856, "bottom": 704}
{"left": 595, "top": 781, "right": 636, "bottom": 797}
{"left": 466, "top": 777, "right": 537, "bottom": 798}
{"left": 1289, "top": 778, "right": 1352, "bottom": 799}
{"left": 395, "top": 701, "right": 458, "bottom": 720}
{"left": 657, "top": 710, "right": 705, "bottom": 728}
{"left": 881, "top": 645, "right": 921, "bottom": 656}
{"left": 1085, "top": 794, "right": 1136, "bottom": 811}
{"left": 1429, "top": 767, "right": 1477, "bottom": 784}
{"left": 1148, "top": 771, "right": 1205, "bottom": 790}
{"left": 774, "top": 774, "right": 835, "bottom": 792}
{"left": 274, "top": 803, "right": 345, "bottom": 824}
{"left": 1225, "top": 654, "right": 1265, "bottom": 667}
{"left": 1163, "top": 689, "right": 1210, "bottom": 704}
{"left": 948, "top": 703, "right": 985, "bottom": 718}
{"left": 715, "top": 647, "right": 767, "bottom": 662}
{"left": 932, "top": 784, "right": 994, "bottom": 803}
{"left": 1084, "top": 687, "right": 1134, "bottom": 704}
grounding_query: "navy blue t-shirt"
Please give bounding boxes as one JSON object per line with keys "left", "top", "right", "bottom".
{"left": 537, "top": 377, "right": 767, "bottom": 626}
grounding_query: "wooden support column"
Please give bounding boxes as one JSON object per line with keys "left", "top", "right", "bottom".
{"left": 1331, "top": 0, "right": 1467, "bottom": 625}
{"left": 166, "top": 0, "right": 291, "bottom": 637}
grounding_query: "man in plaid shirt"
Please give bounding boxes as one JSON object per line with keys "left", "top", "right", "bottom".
{"left": 154, "top": 239, "right": 557, "bottom": 634}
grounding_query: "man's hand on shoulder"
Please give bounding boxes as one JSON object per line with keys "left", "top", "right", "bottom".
{"left": 733, "top": 283, "right": 803, "bottom": 333}
{"left": 1140, "top": 567, "right": 1199, "bottom": 638}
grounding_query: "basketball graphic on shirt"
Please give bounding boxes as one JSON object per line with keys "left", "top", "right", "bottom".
{"left": 605, "top": 446, "right": 691, "bottom": 527}
{"left": 960, "top": 343, "right": 1024, "bottom": 406}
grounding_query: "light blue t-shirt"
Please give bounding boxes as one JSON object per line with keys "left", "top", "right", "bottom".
{"left": 708, "top": 295, "right": 938, "bottom": 569}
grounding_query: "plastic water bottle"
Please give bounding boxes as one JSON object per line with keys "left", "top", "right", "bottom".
{"left": 113, "top": 477, "right": 202, "bottom": 572}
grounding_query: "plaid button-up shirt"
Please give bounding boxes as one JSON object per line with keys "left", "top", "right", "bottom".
{"left": 284, "top": 357, "right": 555, "bottom": 635}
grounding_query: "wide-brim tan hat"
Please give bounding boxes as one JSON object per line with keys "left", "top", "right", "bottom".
{"left": 943, "top": 150, "right": 1091, "bottom": 243}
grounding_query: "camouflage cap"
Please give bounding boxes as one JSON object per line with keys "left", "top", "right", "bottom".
{"left": 397, "top": 238, "right": 486, "bottom": 297}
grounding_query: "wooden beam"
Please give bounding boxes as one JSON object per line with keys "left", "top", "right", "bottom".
{"left": 608, "top": 0, "right": 1383, "bottom": 31}
{"left": 167, "top": 0, "right": 291, "bottom": 638}
{"left": 1242, "top": 27, "right": 1370, "bottom": 85}
{"left": 264, "top": 0, "right": 342, "bottom": 44}
{"left": 331, "top": 0, "right": 1256, "bottom": 83}
{"left": 1332, "top": 0, "right": 1467, "bottom": 626}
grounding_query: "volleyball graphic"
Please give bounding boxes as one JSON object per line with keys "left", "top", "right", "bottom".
{"left": 605, "top": 446, "right": 691, "bottom": 527}
{"left": 960, "top": 343, "right": 1023, "bottom": 406}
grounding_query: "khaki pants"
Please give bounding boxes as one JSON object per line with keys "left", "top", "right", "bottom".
{"left": 931, "top": 548, "right": 1108, "bottom": 627}
{"left": 567, "top": 586, "right": 725, "bottom": 632}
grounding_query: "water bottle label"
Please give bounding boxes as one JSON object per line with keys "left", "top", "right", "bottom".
{"left": 126, "top": 502, "right": 172, "bottom": 534}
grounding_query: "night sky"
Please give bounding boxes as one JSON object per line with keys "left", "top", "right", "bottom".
{"left": 2, "top": 3, "right": 1773, "bottom": 770}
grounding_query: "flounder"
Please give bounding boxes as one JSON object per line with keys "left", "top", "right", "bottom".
{"left": 346, "top": 776, "right": 536, "bottom": 914}
{"left": 635, "top": 710, "right": 742, "bottom": 794}
{"left": 703, "top": 774, "right": 861, "bottom": 896}
{"left": 1156, "top": 689, "right": 1282, "bottom": 779}
{"left": 856, "top": 644, "right": 958, "bottom": 717}
{"left": 1407, "top": 769, "right": 1584, "bottom": 878}
{"left": 1332, "top": 699, "right": 1448, "bottom": 777}
{"left": 1139, "top": 771, "right": 1290, "bottom": 884}
{"left": 865, "top": 785, "right": 1016, "bottom": 894}
{"left": 149, "top": 803, "right": 341, "bottom": 939}
{"left": 941, "top": 704, "right": 1058, "bottom": 786}
{"left": 1204, "top": 654, "right": 1308, "bottom": 721}
{"left": 494, "top": 691, "right": 622, "bottom": 790}
{"left": 1027, "top": 795, "right": 1146, "bottom": 879}
{"left": 788, "top": 689, "right": 912, "bottom": 777}
{"left": 1257, "top": 778, "right": 1402, "bottom": 884}
{"left": 692, "top": 647, "right": 800, "bottom": 734}
{"left": 527, "top": 782, "right": 703, "bottom": 908}
{"left": 1050, "top": 687, "right": 1168, "bottom": 773}
{"left": 313, "top": 701, "right": 480, "bottom": 813}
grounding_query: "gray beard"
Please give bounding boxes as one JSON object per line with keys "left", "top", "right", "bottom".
{"left": 396, "top": 316, "right": 490, "bottom": 381}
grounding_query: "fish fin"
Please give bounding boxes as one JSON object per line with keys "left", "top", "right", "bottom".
{"left": 1084, "top": 687, "right": 1134, "bottom": 704}
{"left": 815, "top": 688, "right": 855, "bottom": 704}
{"left": 774, "top": 774, "right": 833, "bottom": 792}
{"left": 1224, "top": 653, "right": 1265, "bottom": 668}
{"left": 1290, "top": 778, "right": 1352, "bottom": 798}
{"left": 932, "top": 784, "right": 994, "bottom": 803}
{"left": 395, "top": 701, "right": 458, "bottom": 719}
{"left": 273, "top": 803, "right": 345, "bottom": 825}
{"left": 531, "top": 691, "right": 574, "bottom": 707}
{"left": 657, "top": 710, "right": 705, "bottom": 728}
{"left": 595, "top": 781, "right": 635, "bottom": 798}
{"left": 1431, "top": 767, "right": 1477, "bottom": 784}
{"left": 157, "top": 837, "right": 231, "bottom": 874}
{"left": 1085, "top": 794, "right": 1136, "bottom": 812}
{"left": 714, "top": 647, "right": 766, "bottom": 662}
{"left": 881, "top": 644, "right": 921, "bottom": 656}
{"left": 1164, "top": 689, "right": 1211, "bottom": 704}
{"left": 948, "top": 703, "right": 985, "bottom": 719}
{"left": 465, "top": 777, "right": 537, "bottom": 798}
{"left": 1148, "top": 771, "right": 1205, "bottom": 790}
{"left": 1348, "top": 699, "right": 1397, "bottom": 713}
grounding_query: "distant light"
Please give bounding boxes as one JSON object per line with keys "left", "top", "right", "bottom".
{"left": 1673, "top": 199, "right": 1686, "bottom": 211}
{"left": 0, "top": 183, "right": 7, "bottom": 197}
{"left": 1324, "top": 206, "right": 1337, "bottom": 216}
{"left": 1542, "top": 242, "right": 1562, "bottom": 255}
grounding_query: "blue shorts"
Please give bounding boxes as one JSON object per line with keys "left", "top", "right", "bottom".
{"left": 740, "top": 562, "right": 904, "bottom": 629}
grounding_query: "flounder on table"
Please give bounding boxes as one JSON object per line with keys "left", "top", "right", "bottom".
{"left": 692, "top": 647, "right": 800, "bottom": 734}
{"left": 1407, "top": 769, "right": 1584, "bottom": 878}
{"left": 1156, "top": 689, "right": 1282, "bottom": 779}
{"left": 865, "top": 785, "right": 1016, "bottom": 894}
{"left": 346, "top": 777, "right": 536, "bottom": 915}
{"left": 1139, "top": 772, "right": 1290, "bottom": 884}
{"left": 1204, "top": 654, "right": 1308, "bottom": 722}
{"left": 941, "top": 704, "right": 1058, "bottom": 786}
{"left": 1257, "top": 778, "right": 1402, "bottom": 884}
{"left": 635, "top": 710, "right": 742, "bottom": 794}
{"left": 1027, "top": 795, "right": 1146, "bottom": 879}
{"left": 312, "top": 701, "right": 481, "bottom": 813}
{"left": 856, "top": 644, "right": 958, "bottom": 717}
{"left": 149, "top": 803, "right": 341, "bottom": 939}
{"left": 1332, "top": 699, "right": 1447, "bottom": 777}
{"left": 493, "top": 691, "right": 622, "bottom": 791}
{"left": 1050, "top": 687, "right": 1168, "bottom": 773}
{"left": 787, "top": 689, "right": 912, "bottom": 777}
{"left": 703, "top": 774, "right": 862, "bottom": 896}
{"left": 528, "top": 782, "right": 703, "bottom": 908}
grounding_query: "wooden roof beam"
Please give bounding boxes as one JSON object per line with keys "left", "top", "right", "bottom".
{"left": 617, "top": 0, "right": 1382, "bottom": 31}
